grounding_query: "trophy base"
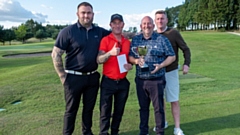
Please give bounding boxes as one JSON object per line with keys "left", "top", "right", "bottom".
{"left": 140, "top": 67, "right": 149, "bottom": 72}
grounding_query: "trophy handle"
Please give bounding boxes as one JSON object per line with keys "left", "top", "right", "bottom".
{"left": 131, "top": 47, "right": 139, "bottom": 57}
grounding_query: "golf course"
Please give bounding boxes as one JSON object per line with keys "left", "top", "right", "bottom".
{"left": 0, "top": 31, "right": 240, "bottom": 135}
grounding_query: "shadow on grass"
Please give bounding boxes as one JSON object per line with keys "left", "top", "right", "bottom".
{"left": 181, "top": 113, "right": 240, "bottom": 134}
{"left": 120, "top": 130, "right": 139, "bottom": 135}
{"left": 179, "top": 72, "right": 215, "bottom": 84}
{"left": 2, "top": 51, "right": 51, "bottom": 58}
{"left": 0, "top": 56, "right": 51, "bottom": 69}
{"left": 119, "top": 113, "right": 240, "bottom": 135}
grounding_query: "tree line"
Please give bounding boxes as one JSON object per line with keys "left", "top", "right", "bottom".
{"left": 0, "top": 19, "right": 138, "bottom": 45}
{"left": 166, "top": 0, "right": 240, "bottom": 31}
{"left": 1, "top": 1, "right": 239, "bottom": 45}
{"left": 0, "top": 19, "right": 68, "bottom": 45}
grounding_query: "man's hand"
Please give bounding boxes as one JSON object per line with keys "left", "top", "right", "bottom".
{"left": 109, "top": 43, "right": 120, "bottom": 56}
{"left": 151, "top": 63, "right": 163, "bottom": 74}
{"left": 182, "top": 65, "right": 189, "bottom": 74}
{"left": 137, "top": 56, "right": 145, "bottom": 67}
{"left": 124, "top": 63, "right": 133, "bottom": 71}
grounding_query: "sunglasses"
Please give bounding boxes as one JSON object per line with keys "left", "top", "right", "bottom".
{"left": 117, "top": 42, "right": 122, "bottom": 52}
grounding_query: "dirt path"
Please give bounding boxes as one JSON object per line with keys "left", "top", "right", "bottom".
{"left": 227, "top": 32, "right": 240, "bottom": 36}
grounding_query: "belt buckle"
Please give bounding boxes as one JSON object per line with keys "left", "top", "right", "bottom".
{"left": 114, "top": 78, "right": 121, "bottom": 83}
{"left": 81, "top": 71, "right": 95, "bottom": 75}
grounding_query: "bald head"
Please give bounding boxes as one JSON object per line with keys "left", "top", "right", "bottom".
{"left": 140, "top": 16, "right": 155, "bottom": 39}
{"left": 141, "top": 16, "right": 154, "bottom": 25}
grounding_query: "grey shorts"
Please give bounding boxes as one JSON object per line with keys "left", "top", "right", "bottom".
{"left": 165, "top": 69, "right": 179, "bottom": 102}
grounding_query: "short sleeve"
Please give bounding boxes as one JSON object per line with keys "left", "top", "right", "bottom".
{"left": 129, "top": 36, "right": 138, "bottom": 58}
{"left": 54, "top": 28, "right": 69, "bottom": 50}
{"left": 99, "top": 36, "right": 108, "bottom": 52}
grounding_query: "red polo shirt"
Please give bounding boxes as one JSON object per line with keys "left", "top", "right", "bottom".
{"left": 99, "top": 33, "right": 131, "bottom": 80}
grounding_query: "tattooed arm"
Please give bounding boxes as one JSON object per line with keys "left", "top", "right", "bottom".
{"left": 51, "top": 46, "right": 66, "bottom": 84}
{"left": 97, "top": 42, "right": 120, "bottom": 64}
{"left": 97, "top": 50, "right": 111, "bottom": 64}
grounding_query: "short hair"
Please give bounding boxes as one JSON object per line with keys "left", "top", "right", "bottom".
{"left": 155, "top": 10, "right": 167, "bottom": 16}
{"left": 77, "top": 2, "right": 93, "bottom": 10}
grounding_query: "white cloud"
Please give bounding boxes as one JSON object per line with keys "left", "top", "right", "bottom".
{"left": 0, "top": 0, "right": 47, "bottom": 24}
{"left": 41, "top": 4, "right": 53, "bottom": 9}
{"left": 124, "top": 9, "right": 160, "bottom": 30}
{"left": 98, "top": 9, "right": 160, "bottom": 31}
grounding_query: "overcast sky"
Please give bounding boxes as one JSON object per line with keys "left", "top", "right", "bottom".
{"left": 0, "top": 0, "right": 184, "bottom": 30}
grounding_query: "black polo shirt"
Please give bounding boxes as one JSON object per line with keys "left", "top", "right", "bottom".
{"left": 55, "top": 21, "right": 110, "bottom": 72}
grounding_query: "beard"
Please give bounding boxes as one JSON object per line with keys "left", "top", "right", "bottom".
{"left": 79, "top": 17, "right": 93, "bottom": 28}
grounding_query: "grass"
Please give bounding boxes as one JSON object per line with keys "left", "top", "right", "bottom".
{"left": 0, "top": 32, "right": 240, "bottom": 135}
{"left": 0, "top": 38, "right": 54, "bottom": 46}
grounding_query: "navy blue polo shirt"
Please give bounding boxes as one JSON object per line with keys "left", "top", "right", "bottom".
{"left": 55, "top": 21, "right": 110, "bottom": 72}
{"left": 129, "top": 32, "right": 175, "bottom": 79}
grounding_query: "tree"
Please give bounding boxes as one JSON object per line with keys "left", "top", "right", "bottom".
{"left": 237, "top": 0, "right": 240, "bottom": 30}
{"left": 14, "top": 24, "right": 27, "bottom": 43}
{"left": 52, "top": 31, "right": 59, "bottom": 40}
{"left": 178, "top": 2, "right": 189, "bottom": 30}
{"left": 208, "top": 0, "right": 220, "bottom": 30}
{"left": 2, "top": 29, "right": 15, "bottom": 45}
{"left": 132, "top": 27, "right": 138, "bottom": 33}
{"left": 45, "top": 24, "right": 57, "bottom": 37}
{"left": 24, "top": 19, "right": 35, "bottom": 39}
{"left": 0, "top": 25, "right": 5, "bottom": 44}
{"left": 35, "top": 29, "right": 47, "bottom": 42}
{"left": 165, "top": 5, "right": 182, "bottom": 28}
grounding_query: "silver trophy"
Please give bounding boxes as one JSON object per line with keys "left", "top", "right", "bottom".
{"left": 131, "top": 46, "right": 149, "bottom": 72}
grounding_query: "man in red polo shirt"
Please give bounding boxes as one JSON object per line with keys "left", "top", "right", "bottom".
{"left": 97, "top": 13, "right": 132, "bottom": 135}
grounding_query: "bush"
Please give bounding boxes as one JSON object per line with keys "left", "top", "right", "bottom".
{"left": 218, "top": 28, "right": 226, "bottom": 32}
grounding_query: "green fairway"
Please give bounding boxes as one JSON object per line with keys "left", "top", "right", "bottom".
{"left": 0, "top": 31, "right": 240, "bottom": 135}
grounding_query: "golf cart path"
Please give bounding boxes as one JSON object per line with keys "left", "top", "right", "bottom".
{"left": 227, "top": 32, "right": 240, "bottom": 36}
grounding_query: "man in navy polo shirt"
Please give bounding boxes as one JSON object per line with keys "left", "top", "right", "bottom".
{"left": 51, "top": 2, "right": 110, "bottom": 135}
{"left": 129, "top": 16, "right": 175, "bottom": 135}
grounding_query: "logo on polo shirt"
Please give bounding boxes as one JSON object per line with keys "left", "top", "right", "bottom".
{"left": 94, "top": 35, "right": 98, "bottom": 38}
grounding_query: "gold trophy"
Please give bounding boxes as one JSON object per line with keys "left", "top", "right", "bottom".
{"left": 131, "top": 46, "right": 149, "bottom": 72}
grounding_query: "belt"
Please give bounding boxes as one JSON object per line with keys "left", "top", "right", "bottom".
{"left": 65, "top": 70, "right": 97, "bottom": 75}
{"left": 104, "top": 75, "right": 125, "bottom": 81}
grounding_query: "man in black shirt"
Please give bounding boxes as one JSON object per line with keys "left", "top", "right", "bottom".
{"left": 51, "top": 2, "right": 110, "bottom": 135}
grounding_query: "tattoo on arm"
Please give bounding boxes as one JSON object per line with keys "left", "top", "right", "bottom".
{"left": 51, "top": 46, "right": 66, "bottom": 81}
{"left": 97, "top": 50, "right": 111, "bottom": 64}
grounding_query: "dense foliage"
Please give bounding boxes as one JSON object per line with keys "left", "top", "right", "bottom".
{"left": 171, "top": 0, "right": 240, "bottom": 30}
{"left": 0, "top": 19, "right": 68, "bottom": 45}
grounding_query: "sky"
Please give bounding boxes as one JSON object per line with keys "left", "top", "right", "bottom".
{"left": 0, "top": 0, "right": 184, "bottom": 31}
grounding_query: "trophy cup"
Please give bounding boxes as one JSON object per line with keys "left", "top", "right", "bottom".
{"left": 131, "top": 46, "right": 149, "bottom": 72}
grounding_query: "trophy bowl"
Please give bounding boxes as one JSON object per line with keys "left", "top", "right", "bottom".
{"left": 131, "top": 46, "right": 149, "bottom": 72}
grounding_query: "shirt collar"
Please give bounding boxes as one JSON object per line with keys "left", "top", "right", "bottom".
{"left": 77, "top": 21, "right": 94, "bottom": 29}
{"left": 163, "top": 26, "right": 168, "bottom": 32}
{"left": 109, "top": 33, "right": 125, "bottom": 42}
{"left": 141, "top": 32, "right": 158, "bottom": 40}
{"left": 158, "top": 26, "right": 168, "bottom": 34}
